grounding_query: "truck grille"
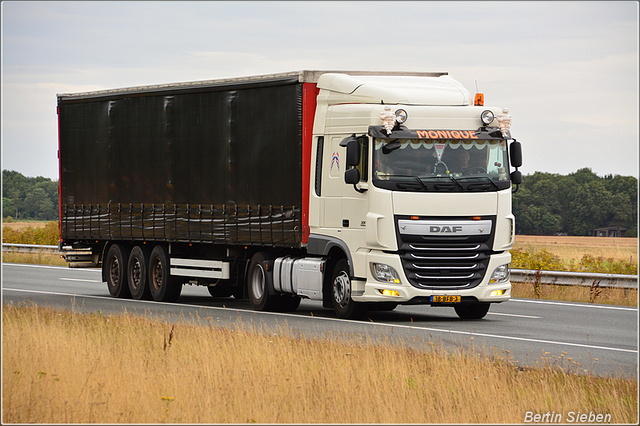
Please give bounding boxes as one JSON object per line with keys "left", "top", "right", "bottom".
{"left": 395, "top": 216, "right": 495, "bottom": 289}
{"left": 399, "top": 242, "right": 490, "bottom": 289}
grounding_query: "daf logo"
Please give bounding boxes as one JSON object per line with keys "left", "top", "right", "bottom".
{"left": 430, "top": 226, "right": 463, "bottom": 234}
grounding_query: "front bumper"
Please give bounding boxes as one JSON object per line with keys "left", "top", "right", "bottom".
{"left": 351, "top": 250, "right": 511, "bottom": 304}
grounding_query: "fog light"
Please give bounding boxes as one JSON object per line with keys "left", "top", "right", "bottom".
{"left": 379, "top": 289, "right": 400, "bottom": 297}
{"left": 395, "top": 109, "right": 408, "bottom": 124}
{"left": 490, "top": 289, "right": 506, "bottom": 297}
{"left": 481, "top": 110, "right": 495, "bottom": 125}
{"left": 489, "top": 264, "right": 510, "bottom": 283}
{"left": 371, "top": 263, "right": 401, "bottom": 284}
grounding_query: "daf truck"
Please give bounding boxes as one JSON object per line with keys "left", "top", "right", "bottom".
{"left": 57, "top": 70, "right": 523, "bottom": 319}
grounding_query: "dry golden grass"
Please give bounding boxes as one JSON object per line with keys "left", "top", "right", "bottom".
{"left": 2, "top": 220, "right": 49, "bottom": 231}
{"left": 514, "top": 235, "right": 638, "bottom": 263}
{"left": 1, "top": 252, "right": 67, "bottom": 267}
{"left": 3, "top": 305, "right": 637, "bottom": 424}
{"left": 511, "top": 282, "right": 637, "bottom": 307}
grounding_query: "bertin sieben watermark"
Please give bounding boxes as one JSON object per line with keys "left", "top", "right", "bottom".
{"left": 524, "top": 411, "right": 612, "bottom": 423}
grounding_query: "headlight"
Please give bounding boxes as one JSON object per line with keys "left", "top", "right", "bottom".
{"left": 489, "top": 264, "right": 510, "bottom": 284}
{"left": 481, "top": 110, "right": 495, "bottom": 125}
{"left": 370, "top": 263, "right": 401, "bottom": 284}
{"left": 395, "top": 109, "right": 407, "bottom": 124}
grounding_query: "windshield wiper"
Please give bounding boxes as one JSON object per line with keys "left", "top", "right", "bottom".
{"left": 378, "top": 174, "right": 429, "bottom": 190}
{"left": 456, "top": 176, "right": 501, "bottom": 190}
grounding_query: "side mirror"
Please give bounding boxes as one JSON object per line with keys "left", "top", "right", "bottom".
{"left": 510, "top": 170, "right": 522, "bottom": 185}
{"left": 340, "top": 134, "right": 361, "bottom": 167}
{"left": 345, "top": 140, "right": 360, "bottom": 167}
{"left": 382, "top": 139, "right": 402, "bottom": 154}
{"left": 509, "top": 140, "right": 522, "bottom": 169}
{"left": 345, "top": 168, "right": 360, "bottom": 185}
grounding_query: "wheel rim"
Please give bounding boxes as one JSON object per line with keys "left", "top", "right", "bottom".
{"left": 110, "top": 257, "right": 120, "bottom": 286}
{"left": 250, "top": 264, "right": 265, "bottom": 300}
{"left": 131, "top": 259, "right": 141, "bottom": 290}
{"left": 333, "top": 271, "right": 351, "bottom": 308}
{"left": 151, "top": 260, "right": 162, "bottom": 291}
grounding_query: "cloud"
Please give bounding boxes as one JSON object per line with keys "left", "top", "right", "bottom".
{"left": 1, "top": 1, "right": 638, "bottom": 179}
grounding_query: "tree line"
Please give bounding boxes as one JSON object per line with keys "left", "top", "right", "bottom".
{"left": 3, "top": 170, "right": 59, "bottom": 221}
{"left": 2, "top": 168, "right": 638, "bottom": 236}
{"left": 513, "top": 168, "right": 637, "bottom": 237}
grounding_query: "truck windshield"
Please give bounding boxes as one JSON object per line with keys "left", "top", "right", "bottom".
{"left": 373, "top": 138, "right": 510, "bottom": 192}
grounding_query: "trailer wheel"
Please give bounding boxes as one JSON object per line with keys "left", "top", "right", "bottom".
{"left": 128, "top": 246, "right": 151, "bottom": 300}
{"left": 247, "top": 252, "right": 277, "bottom": 311}
{"left": 330, "top": 259, "right": 365, "bottom": 319}
{"left": 105, "top": 244, "right": 131, "bottom": 298}
{"left": 148, "top": 245, "right": 182, "bottom": 302}
{"left": 454, "top": 303, "right": 490, "bottom": 320}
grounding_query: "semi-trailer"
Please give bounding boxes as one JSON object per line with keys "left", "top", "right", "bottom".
{"left": 57, "top": 70, "right": 523, "bottom": 319}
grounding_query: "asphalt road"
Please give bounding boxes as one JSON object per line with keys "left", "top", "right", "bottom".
{"left": 3, "top": 263, "right": 638, "bottom": 378}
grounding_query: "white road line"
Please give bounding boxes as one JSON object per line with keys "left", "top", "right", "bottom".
{"left": 487, "top": 312, "right": 541, "bottom": 319}
{"left": 3, "top": 263, "right": 83, "bottom": 271}
{"left": 4, "top": 287, "right": 636, "bottom": 354}
{"left": 510, "top": 298, "right": 637, "bottom": 311}
{"left": 59, "top": 278, "right": 103, "bottom": 283}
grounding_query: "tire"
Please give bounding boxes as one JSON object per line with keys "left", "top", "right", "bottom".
{"left": 128, "top": 246, "right": 151, "bottom": 300}
{"left": 247, "top": 252, "right": 278, "bottom": 311}
{"left": 454, "top": 303, "right": 490, "bottom": 320}
{"left": 104, "top": 244, "right": 131, "bottom": 298}
{"left": 330, "top": 259, "right": 365, "bottom": 319}
{"left": 207, "top": 284, "right": 234, "bottom": 298}
{"left": 148, "top": 245, "right": 182, "bottom": 302}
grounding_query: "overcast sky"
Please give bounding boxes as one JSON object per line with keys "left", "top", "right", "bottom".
{"left": 2, "top": 1, "right": 638, "bottom": 181}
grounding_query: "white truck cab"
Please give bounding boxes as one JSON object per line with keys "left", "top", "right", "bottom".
{"left": 308, "top": 72, "right": 522, "bottom": 319}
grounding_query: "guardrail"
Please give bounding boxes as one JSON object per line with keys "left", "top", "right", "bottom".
{"left": 511, "top": 269, "right": 637, "bottom": 289}
{"left": 2, "top": 243, "right": 638, "bottom": 289}
{"left": 2, "top": 243, "right": 61, "bottom": 254}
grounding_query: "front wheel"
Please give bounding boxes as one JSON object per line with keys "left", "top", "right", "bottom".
{"left": 454, "top": 303, "right": 490, "bottom": 320}
{"left": 330, "top": 259, "right": 365, "bottom": 319}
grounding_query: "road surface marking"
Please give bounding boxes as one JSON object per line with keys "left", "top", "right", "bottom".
{"left": 3, "top": 287, "right": 636, "bottom": 354}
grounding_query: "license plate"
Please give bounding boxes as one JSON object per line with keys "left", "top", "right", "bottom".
{"left": 431, "top": 295, "right": 461, "bottom": 303}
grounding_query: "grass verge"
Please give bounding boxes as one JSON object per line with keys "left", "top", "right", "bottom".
{"left": 3, "top": 304, "right": 637, "bottom": 424}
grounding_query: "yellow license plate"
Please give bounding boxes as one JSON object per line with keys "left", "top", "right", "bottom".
{"left": 431, "top": 295, "right": 461, "bottom": 303}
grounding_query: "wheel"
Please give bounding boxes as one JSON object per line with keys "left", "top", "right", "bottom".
{"left": 104, "top": 244, "right": 131, "bottom": 298}
{"left": 454, "top": 303, "right": 490, "bottom": 320}
{"left": 148, "top": 245, "right": 182, "bottom": 302}
{"left": 128, "top": 246, "right": 151, "bottom": 300}
{"left": 247, "top": 252, "right": 278, "bottom": 311}
{"left": 330, "top": 259, "right": 365, "bottom": 319}
{"left": 207, "top": 284, "right": 234, "bottom": 298}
